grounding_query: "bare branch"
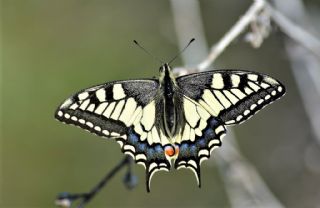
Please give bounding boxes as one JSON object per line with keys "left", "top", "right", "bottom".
{"left": 267, "top": 3, "right": 320, "bottom": 57}
{"left": 55, "top": 156, "right": 135, "bottom": 208}
{"left": 197, "top": 0, "right": 266, "bottom": 71}
{"left": 196, "top": 0, "right": 320, "bottom": 71}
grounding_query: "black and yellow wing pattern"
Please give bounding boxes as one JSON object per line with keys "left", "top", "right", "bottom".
{"left": 55, "top": 69, "right": 285, "bottom": 191}
{"left": 174, "top": 70, "right": 285, "bottom": 186}
{"left": 55, "top": 80, "right": 172, "bottom": 192}
{"left": 177, "top": 70, "right": 285, "bottom": 125}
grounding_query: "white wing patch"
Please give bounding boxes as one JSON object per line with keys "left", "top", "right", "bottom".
{"left": 119, "top": 98, "right": 137, "bottom": 126}
{"left": 103, "top": 102, "right": 116, "bottom": 117}
{"left": 213, "top": 90, "right": 231, "bottom": 108}
{"left": 95, "top": 103, "right": 108, "bottom": 115}
{"left": 183, "top": 99, "right": 200, "bottom": 127}
{"left": 182, "top": 98, "right": 211, "bottom": 142}
{"left": 201, "top": 89, "right": 224, "bottom": 116}
{"left": 211, "top": 73, "right": 224, "bottom": 89}
{"left": 96, "top": 88, "right": 106, "bottom": 102}
{"left": 111, "top": 100, "right": 125, "bottom": 120}
{"left": 141, "top": 101, "right": 156, "bottom": 131}
{"left": 231, "top": 74, "right": 241, "bottom": 87}
{"left": 78, "top": 92, "right": 89, "bottom": 100}
{"left": 113, "top": 84, "right": 126, "bottom": 100}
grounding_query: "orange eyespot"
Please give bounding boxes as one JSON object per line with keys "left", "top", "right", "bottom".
{"left": 165, "top": 146, "right": 175, "bottom": 157}
{"left": 165, "top": 145, "right": 180, "bottom": 157}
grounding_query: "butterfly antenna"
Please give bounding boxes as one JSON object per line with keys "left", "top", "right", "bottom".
{"left": 168, "top": 38, "right": 195, "bottom": 64}
{"left": 133, "top": 40, "right": 164, "bottom": 64}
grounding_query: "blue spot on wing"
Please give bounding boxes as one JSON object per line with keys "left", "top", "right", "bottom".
{"left": 197, "top": 139, "right": 206, "bottom": 147}
{"left": 117, "top": 127, "right": 171, "bottom": 192}
{"left": 123, "top": 129, "right": 168, "bottom": 162}
{"left": 176, "top": 117, "right": 223, "bottom": 161}
{"left": 128, "top": 133, "right": 139, "bottom": 143}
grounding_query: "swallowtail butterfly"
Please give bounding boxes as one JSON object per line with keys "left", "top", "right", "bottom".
{"left": 55, "top": 63, "right": 285, "bottom": 192}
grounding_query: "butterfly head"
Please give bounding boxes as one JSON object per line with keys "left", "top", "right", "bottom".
{"left": 159, "top": 63, "right": 171, "bottom": 74}
{"left": 159, "top": 63, "right": 177, "bottom": 85}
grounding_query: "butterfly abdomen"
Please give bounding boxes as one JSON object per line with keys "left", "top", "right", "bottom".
{"left": 160, "top": 66, "right": 181, "bottom": 138}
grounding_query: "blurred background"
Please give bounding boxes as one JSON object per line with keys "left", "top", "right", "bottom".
{"left": 1, "top": 0, "right": 320, "bottom": 207}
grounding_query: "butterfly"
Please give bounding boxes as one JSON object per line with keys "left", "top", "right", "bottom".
{"left": 55, "top": 63, "right": 285, "bottom": 192}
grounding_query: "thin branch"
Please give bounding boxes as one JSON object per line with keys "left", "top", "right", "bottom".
{"left": 196, "top": 0, "right": 320, "bottom": 71}
{"left": 55, "top": 156, "right": 134, "bottom": 208}
{"left": 197, "top": 0, "right": 266, "bottom": 71}
{"left": 267, "top": 3, "right": 320, "bottom": 57}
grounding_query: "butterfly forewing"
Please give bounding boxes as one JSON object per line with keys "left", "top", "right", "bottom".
{"left": 55, "top": 79, "right": 171, "bottom": 192}
{"left": 177, "top": 70, "right": 286, "bottom": 125}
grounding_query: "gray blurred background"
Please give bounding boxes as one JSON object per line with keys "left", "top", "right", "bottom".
{"left": 1, "top": 0, "right": 320, "bottom": 207}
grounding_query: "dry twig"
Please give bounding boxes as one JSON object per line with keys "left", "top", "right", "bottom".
{"left": 197, "top": 0, "right": 320, "bottom": 72}
{"left": 55, "top": 156, "right": 136, "bottom": 208}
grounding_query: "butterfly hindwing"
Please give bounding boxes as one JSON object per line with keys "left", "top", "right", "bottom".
{"left": 177, "top": 70, "right": 286, "bottom": 125}
{"left": 175, "top": 97, "right": 226, "bottom": 186}
{"left": 55, "top": 80, "right": 170, "bottom": 191}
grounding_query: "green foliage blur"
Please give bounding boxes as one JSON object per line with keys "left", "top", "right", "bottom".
{"left": 1, "top": 0, "right": 320, "bottom": 207}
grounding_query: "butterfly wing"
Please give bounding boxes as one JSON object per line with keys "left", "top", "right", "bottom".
{"left": 176, "top": 70, "right": 285, "bottom": 125}
{"left": 175, "top": 96, "right": 226, "bottom": 187}
{"left": 55, "top": 79, "right": 170, "bottom": 192}
{"left": 174, "top": 70, "right": 285, "bottom": 185}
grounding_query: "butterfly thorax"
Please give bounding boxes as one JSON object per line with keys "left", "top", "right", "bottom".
{"left": 159, "top": 63, "right": 180, "bottom": 138}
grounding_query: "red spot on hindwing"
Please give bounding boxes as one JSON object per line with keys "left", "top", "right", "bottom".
{"left": 165, "top": 144, "right": 180, "bottom": 157}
